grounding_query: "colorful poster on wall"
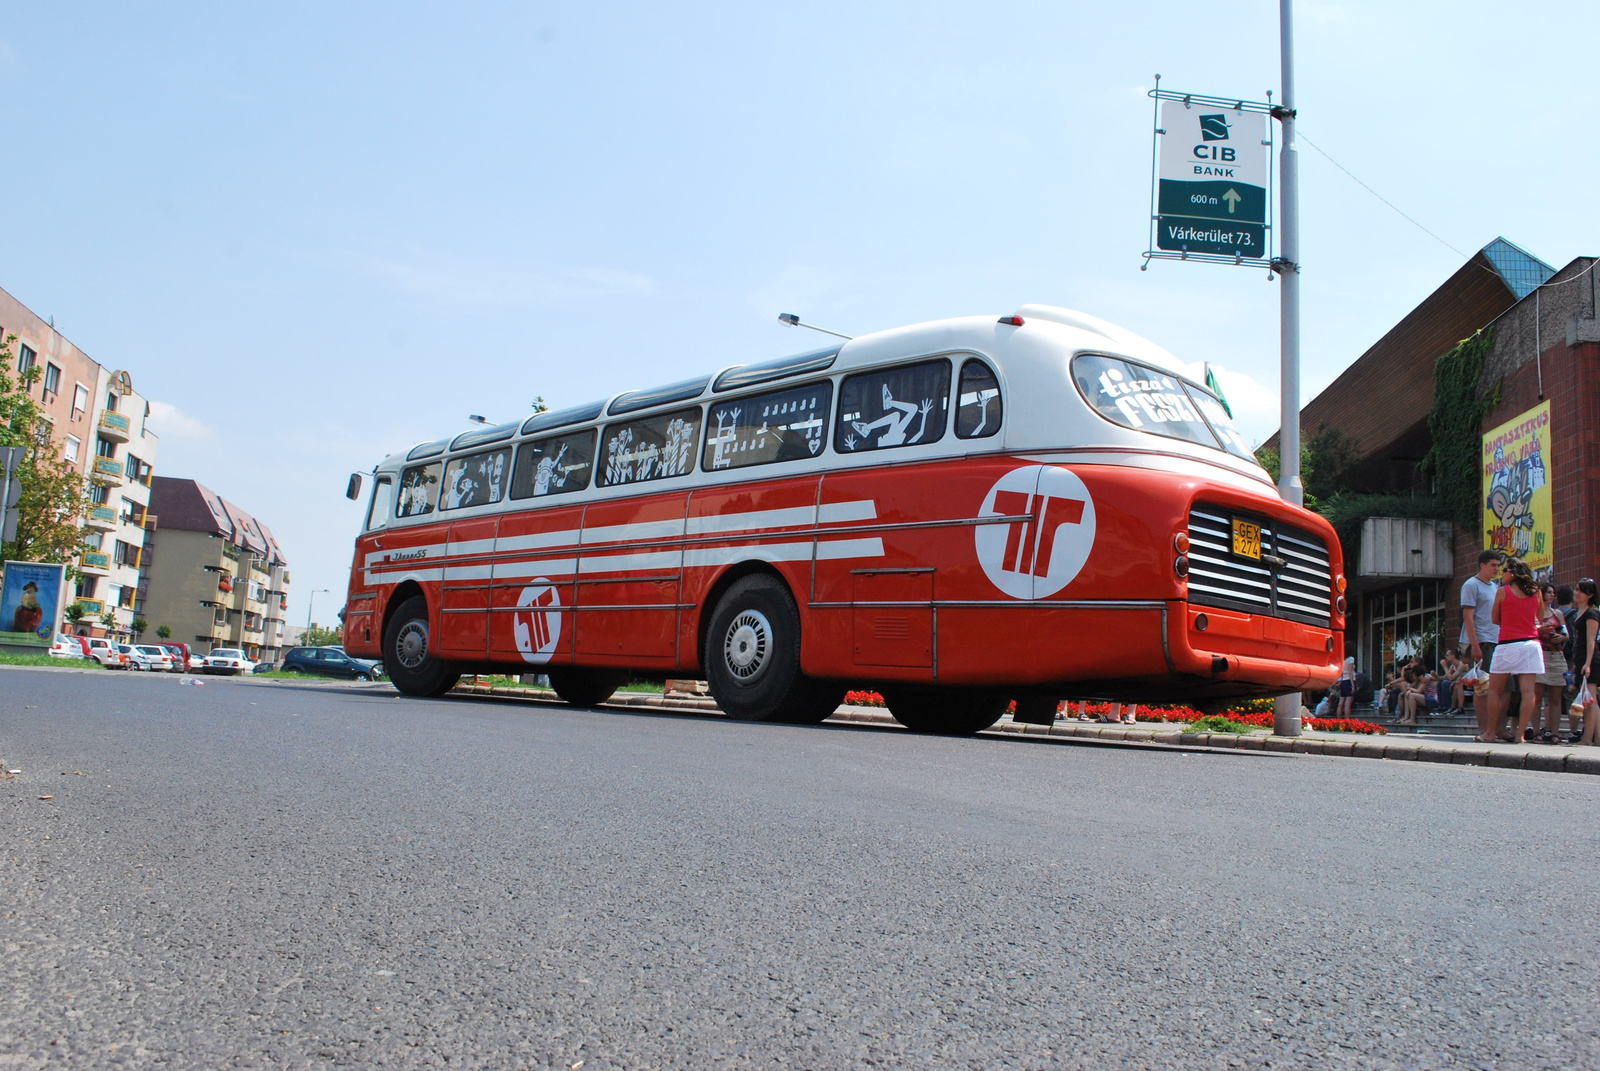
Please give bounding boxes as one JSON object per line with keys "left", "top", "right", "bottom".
{"left": 1482, "top": 400, "right": 1553, "bottom": 571}
{"left": 0, "top": 561, "right": 67, "bottom": 647}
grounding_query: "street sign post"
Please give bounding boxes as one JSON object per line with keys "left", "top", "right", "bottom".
{"left": 1, "top": 445, "right": 23, "bottom": 545}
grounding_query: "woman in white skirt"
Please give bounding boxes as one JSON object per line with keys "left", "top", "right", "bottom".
{"left": 1485, "top": 557, "right": 1545, "bottom": 743}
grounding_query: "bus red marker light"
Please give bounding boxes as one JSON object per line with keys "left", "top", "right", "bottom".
{"left": 1336, "top": 595, "right": 1347, "bottom": 614}
{"left": 1173, "top": 532, "right": 1190, "bottom": 554}
{"left": 997, "top": 316, "right": 1024, "bottom": 326}
{"left": 1194, "top": 613, "right": 1208, "bottom": 632}
{"left": 1174, "top": 555, "right": 1189, "bottom": 577}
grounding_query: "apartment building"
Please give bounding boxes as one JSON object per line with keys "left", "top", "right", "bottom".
{"left": 0, "top": 285, "right": 159, "bottom": 637}
{"left": 141, "top": 477, "right": 291, "bottom": 660}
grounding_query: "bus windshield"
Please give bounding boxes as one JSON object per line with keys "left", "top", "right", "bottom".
{"left": 1071, "top": 353, "right": 1255, "bottom": 462}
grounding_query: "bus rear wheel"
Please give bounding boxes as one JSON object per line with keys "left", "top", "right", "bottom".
{"left": 882, "top": 686, "right": 1008, "bottom": 735}
{"left": 384, "top": 595, "right": 461, "bottom": 698}
{"left": 705, "top": 575, "right": 818, "bottom": 722}
{"left": 546, "top": 667, "right": 627, "bottom": 708}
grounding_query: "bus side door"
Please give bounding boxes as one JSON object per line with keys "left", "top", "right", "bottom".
{"left": 439, "top": 516, "right": 499, "bottom": 659}
{"left": 576, "top": 492, "right": 687, "bottom": 664}
{"left": 489, "top": 504, "right": 583, "bottom": 669}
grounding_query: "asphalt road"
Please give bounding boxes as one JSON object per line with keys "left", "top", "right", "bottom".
{"left": 3, "top": 667, "right": 1597, "bottom": 1070}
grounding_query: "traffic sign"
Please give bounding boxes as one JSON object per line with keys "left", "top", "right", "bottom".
{"left": 1155, "top": 101, "right": 1269, "bottom": 259}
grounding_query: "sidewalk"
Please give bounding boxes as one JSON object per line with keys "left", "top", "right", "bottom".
{"left": 449, "top": 682, "right": 1600, "bottom": 777}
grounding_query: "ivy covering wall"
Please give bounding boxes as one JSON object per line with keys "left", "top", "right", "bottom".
{"left": 1423, "top": 327, "right": 1498, "bottom": 531}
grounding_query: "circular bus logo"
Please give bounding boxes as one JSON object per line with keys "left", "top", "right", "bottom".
{"left": 974, "top": 465, "right": 1097, "bottom": 599}
{"left": 513, "top": 580, "right": 562, "bottom": 664}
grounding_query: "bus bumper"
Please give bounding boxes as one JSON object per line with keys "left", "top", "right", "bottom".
{"left": 1167, "top": 601, "right": 1342, "bottom": 694}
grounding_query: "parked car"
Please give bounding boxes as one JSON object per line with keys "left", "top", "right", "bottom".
{"left": 281, "top": 646, "right": 383, "bottom": 681}
{"left": 84, "top": 637, "right": 128, "bottom": 669}
{"left": 203, "top": 648, "right": 253, "bottom": 675}
{"left": 49, "top": 634, "right": 88, "bottom": 659}
{"left": 154, "top": 642, "right": 191, "bottom": 672}
{"left": 125, "top": 644, "right": 175, "bottom": 672}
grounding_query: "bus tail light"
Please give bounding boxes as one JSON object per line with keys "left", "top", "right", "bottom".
{"left": 1174, "top": 555, "right": 1189, "bottom": 578}
{"left": 1336, "top": 595, "right": 1347, "bottom": 614}
{"left": 1173, "top": 532, "right": 1190, "bottom": 554}
{"left": 1335, "top": 573, "right": 1347, "bottom": 593}
{"left": 1194, "top": 613, "right": 1209, "bottom": 632}
{"left": 997, "top": 315, "right": 1024, "bottom": 326}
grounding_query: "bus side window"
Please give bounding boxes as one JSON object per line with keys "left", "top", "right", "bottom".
{"left": 955, "top": 359, "right": 1002, "bottom": 439}
{"left": 703, "top": 380, "right": 832, "bottom": 471}
{"left": 511, "top": 429, "right": 597, "bottom": 499}
{"left": 397, "top": 462, "right": 442, "bottom": 518}
{"left": 366, "top": 477, "right": 393, "bottom": 531}
{"left": 440, "top": 447, "right": 511, "bottom": 511}
{"left": 834, "top": 359, "right": 951, "bottom": 454}
{"left": 597, "top": 407, "right": 701, "bottom": 488}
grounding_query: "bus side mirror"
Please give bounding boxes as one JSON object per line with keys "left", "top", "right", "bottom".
{"left": 345, "top": 473, "right": 363, "bottom": 501}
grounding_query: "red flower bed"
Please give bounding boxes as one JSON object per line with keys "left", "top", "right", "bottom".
{"left": 839, "top": 691, "right": 1385, "bottom": 734}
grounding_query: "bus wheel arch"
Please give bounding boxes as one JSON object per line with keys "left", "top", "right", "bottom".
{"left": 382, "top": 587, "right": 460, "bottom": 698}
{"left": 381, "top": 580, "right": 427, "bottom": 650}
{"left": 701, "top": 569, "right": 841, "bottom": 723}
{"left": 696, "top": 561, "right": 791, "bottom": 676}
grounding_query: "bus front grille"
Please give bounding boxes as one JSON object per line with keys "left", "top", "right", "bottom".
{"left": 1187, "top": 505, "right": 1332, "bottom": 628}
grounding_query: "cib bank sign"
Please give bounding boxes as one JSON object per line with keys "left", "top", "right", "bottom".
{"left": 1153, "top": 101, "right": 1269, "bottom": 260}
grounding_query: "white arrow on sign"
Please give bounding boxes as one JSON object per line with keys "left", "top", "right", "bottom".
{"left": 1221, "top": 188, "right": 1243, "bottom": 215}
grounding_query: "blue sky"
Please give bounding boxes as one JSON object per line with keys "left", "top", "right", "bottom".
{"left": 2, "top": 1, "right": 1596, "bottom": 619}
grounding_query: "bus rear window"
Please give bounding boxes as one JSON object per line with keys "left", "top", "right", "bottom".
{"left": 1071, "top": 353, "right": 1222, "bottom": 452}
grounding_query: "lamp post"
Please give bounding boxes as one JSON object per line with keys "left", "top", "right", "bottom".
{"left": 305, "top": 588, "right": 330, "bottom": 640}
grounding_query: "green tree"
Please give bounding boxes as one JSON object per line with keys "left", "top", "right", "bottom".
{"left": 156, "top": 624, "right": 172, "bottom": 640}
{"left": 65, "top": 602, "right": 88, "bottom": 624}
{"left": 0, "top": 334, "right": 92, "bottom": 565}
{"left": 303, "top": 624, "right": 342, "bottom": 647}
{"left": 99, "top": 610, "right": 116, "bottom": 631}
{"left": 1253, "top": 422, "right": 1361, "bottom": 513}
{"left": 131, "top": 617, "right": 148, "bottom": 639}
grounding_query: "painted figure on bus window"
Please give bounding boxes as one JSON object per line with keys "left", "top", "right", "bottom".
{"left": 848, "top": 384, "right": 934, "bottom": 450}
{"left": 446, "top": 467, "right": 478, "bottom": 510}
{"left": 657, "top": 417, "right": 694, "bottom": 478}
{"left": 533, "top": 443, "right": 571, "bottom": 496}
{"left": 605, "top": 427, "right": 636, "bottom": 486}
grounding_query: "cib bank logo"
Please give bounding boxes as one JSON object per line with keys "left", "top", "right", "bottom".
{"left": 1198, "top": 114, "right": 1231, "bottom": 141}
{"left": 1193, "top": 113, "right": 1237, "bottom": 167}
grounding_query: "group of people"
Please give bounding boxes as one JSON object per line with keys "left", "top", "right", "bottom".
{"left": 1455, "top": 550, "right": 1598, "bottom": 745}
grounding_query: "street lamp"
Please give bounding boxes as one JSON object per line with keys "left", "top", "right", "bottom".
{"left": 305, "top": 588, "right": 330, "bottom": 638}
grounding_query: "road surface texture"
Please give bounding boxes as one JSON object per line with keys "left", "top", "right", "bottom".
{"left": 3, "top": 667, "right": 1596, "bottom": 1070}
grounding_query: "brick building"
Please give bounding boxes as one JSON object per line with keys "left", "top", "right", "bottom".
{"left": 1268, "top": 238, "right": 1600, "bottom": 682}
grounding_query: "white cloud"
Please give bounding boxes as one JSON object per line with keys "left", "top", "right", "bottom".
{"left": 145, "top": 400, "right": 212, "bottom": 439}
{"left": 1207, "top": 366, "right": 1281, "bottom": 448}
{"left": 362, "top": 255, "right": 652, "bottom": 305}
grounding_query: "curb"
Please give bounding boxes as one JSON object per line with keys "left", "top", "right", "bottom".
{"left": 448, "top": 683, "right": 1600, "bottom": 777}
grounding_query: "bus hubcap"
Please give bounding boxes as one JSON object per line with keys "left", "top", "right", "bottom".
{"left": 396, "top": 620, "right": 428, "bottom": 670}
{"left": 724, "top": 610, "right": 771, "bottom": 681}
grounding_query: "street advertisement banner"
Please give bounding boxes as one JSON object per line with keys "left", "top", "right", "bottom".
{"left": 1155, "top": 101, "right": 1268, "bottom": 259}
{"left": 1481, "top": 401, "right": 1552, "bottom": 571}
{"left": 0, "top": 560, "right": 67, "bottom": 647}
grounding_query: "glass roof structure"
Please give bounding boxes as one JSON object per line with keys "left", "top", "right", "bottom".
{"left": 1480, "top": 237, "right": 1555, "bottom": 299}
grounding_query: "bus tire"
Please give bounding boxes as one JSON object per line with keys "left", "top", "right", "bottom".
{"left": 705, "top": 574, "right": 810, "bottom": 722}
{"left": 384, "top": 595, "right": 461, "bottom": 698}
{"left": 546, "top": 667, "right": 627, "bottom": 708}
{"left": 775, "top": 682, "right": 847, "bottom": 725}
{"left": 881, "top": 686, "right": 1008, "bottom": 735}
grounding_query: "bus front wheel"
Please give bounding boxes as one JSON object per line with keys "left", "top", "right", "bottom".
{"left": 546, "top": 667, "right": 627, "bottom": 708}
{"left": 384, "top": 595, "right": 461, "bottom": 698}
{"left": 705, "top": 575, "right": 817, "bottom": 722}
{"left": 882, "top": 686, "right": 1008, "bottom": 735}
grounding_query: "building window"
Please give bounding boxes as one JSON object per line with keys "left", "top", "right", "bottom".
{"left": 88, "top": 483, "right": 109, "bottom": 505}
{"left": 76, "top": 576, "right": 99, "bottom": 598}
{"left": 1363, "top": 580, "right": 1448, "bottom": 685}
{"left": 105, "top": 392, "right": 119, "bottom": 413}
{"left": 71, "top": 384, "right": 89, "bottom": 420}
{"left": 96, "top": 437, "right": 115, "bottom": 458}
{"left": 64, "top": 435, "right": 81, "bottom": 463}
{"left": 18, "top": 343, "right": 36, "bottom": 377}
{"left": 42, "top": 362, "right": 61, "bottom": 397}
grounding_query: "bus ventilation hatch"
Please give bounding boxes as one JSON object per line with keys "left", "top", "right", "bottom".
{"left": 1185, "top": 505, "right": 1332, "bottom": 628}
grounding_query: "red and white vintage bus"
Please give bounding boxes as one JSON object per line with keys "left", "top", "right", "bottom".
{"left": 343, "top": 305, "right": 1345, "bottom": 733}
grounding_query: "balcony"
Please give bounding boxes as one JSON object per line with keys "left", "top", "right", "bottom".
{"left": 1357, "top": 518, "right": 1454, "bottom": 585}
{"left": 84, "top": 505, "right": 117, "bottom": 532}
{"left": 98, "top": 411, "right": 131, "bottom": 444}
{"left": 90, "top": 456, "right": 124, "bottom": 484}
{"left": 80, "top": 551, "right": 111, "bottom": 575}
{"left": 76, "top": 598, "right": 105, "bottom": 615}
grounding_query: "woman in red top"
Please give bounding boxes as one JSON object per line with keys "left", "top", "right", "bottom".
{"left": 1486, "top": 557, "right": 1545, "bottom": 743}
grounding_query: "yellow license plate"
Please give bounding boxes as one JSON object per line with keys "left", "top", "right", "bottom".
{"left": 1232, "top": 518, "right": 1262, "bottom": 560}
